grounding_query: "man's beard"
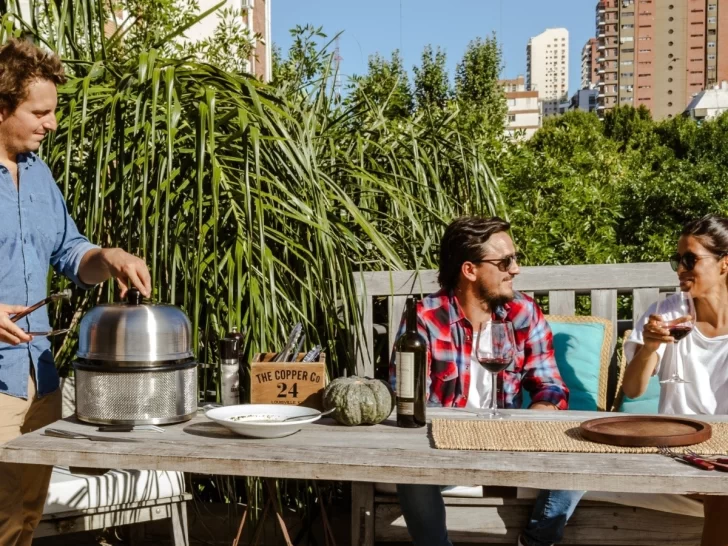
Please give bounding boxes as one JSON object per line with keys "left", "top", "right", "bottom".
{"left": 476, "top": 280, "right": 513, "bottom": 310}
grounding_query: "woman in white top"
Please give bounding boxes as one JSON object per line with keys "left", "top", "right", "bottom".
{"left": 623, "top": 214, "right": 728, "bottom": 546}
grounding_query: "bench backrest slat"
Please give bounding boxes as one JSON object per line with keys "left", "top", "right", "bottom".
{"left": 591, "top": 289, "right": 619, "bottom": 357}
{"left": 388, "top": 296, "right": 408, "bottom": 364}
{"left": 549, "top": 290, "right": 575, "bottom": 316}
{"left": 353, "top": 263, "right": 678, "bottom": 377}
{"left": 633, "top": 288, "right": 661, "bottom": 329}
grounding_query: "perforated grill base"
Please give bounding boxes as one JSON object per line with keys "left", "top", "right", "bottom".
{"left": 75, "top": 366, "right": 197, "bottom": 425}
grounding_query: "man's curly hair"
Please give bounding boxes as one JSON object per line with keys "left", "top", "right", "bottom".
{"left": 0, "top": 38, "right": 65, "bottom": 113}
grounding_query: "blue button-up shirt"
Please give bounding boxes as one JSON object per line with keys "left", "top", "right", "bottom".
{"left": 0, "top": 153, "right": 98, "bottom": 399}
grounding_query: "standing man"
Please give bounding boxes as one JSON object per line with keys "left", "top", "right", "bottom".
{"left": 391, "top": 216, "right": 584, "bottom": 546}
{"left": 0, "top": 38, "right": 152, "bottom": 545}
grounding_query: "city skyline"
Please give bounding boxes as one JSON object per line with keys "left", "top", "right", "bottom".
{"left": 272, "top": 0, "right": 593, "bottom": 97}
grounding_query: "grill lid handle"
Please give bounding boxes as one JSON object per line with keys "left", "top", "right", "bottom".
{"left": 127, "top": 288, "right": 143, "bottom": 306}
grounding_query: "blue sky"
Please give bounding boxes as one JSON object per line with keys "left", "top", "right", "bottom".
{"left": 272, "top": 0, "right": 595, "bottom": 98}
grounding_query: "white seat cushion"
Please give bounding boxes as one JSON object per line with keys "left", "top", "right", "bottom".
{"left": 43, "top": 467, "right": 185, "bottom": 515}
{"left": 375, "top": 483, "right": 484, "bottom": 497}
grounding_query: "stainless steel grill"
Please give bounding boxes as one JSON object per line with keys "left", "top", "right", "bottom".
{"left": 74, "top": 288, "right": 198, "bottom": 426}
{"left": 75, "top": 363, "right": 197, "bottom": 425}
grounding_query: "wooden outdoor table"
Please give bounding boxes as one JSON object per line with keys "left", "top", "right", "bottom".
{"left": 2, "top": 407, "right": 727, "bottom": 496}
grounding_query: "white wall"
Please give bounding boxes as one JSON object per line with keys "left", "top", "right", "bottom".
{"left": 180, "top": 0, "right": 243, "bottom": 45}
{"left": 505, "top": 94, "right": 540, "bottom": 139}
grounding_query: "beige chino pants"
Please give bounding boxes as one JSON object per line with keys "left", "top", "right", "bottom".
{"left": 0, "top": 374, "right": 61, "bottom": 546}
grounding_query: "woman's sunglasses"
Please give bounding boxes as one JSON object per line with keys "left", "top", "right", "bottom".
{"left": 669, "top": 251, "right": 726, "bottom": 272}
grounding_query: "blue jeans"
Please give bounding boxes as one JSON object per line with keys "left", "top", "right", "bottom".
{"left": 397, "top": 484, "right": 585, "bottom": 546}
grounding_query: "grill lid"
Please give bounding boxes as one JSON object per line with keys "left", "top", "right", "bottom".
{"left": 77, "top": 288, "right": 194, "bottom": 362}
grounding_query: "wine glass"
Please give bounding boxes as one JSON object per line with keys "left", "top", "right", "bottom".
{"left": 658, "top": 292, "right": 695, "bottom": 384}
{"left": 474, "top": 321, "right": 516, "bottom": 419}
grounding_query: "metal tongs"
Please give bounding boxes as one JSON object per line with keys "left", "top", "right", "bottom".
{"left": 44, "top": 428, "right": 138, "bottom": 443}
{"left": 11, "top": 290, "right": 71, "bottom": 337}
{"left": 658, "top": 446, "right": 728, "bottom": 471}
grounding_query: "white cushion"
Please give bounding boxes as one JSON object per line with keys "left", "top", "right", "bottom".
{"left": 43, "top": 467, "right": 185, "bottom": 515}
{"left": 375, "top": 483, "right": 484, "bottom": 497}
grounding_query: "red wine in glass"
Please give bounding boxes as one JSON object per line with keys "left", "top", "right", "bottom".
{"left": 474, "top": 321, "right": 516, "bottom": 418}
{"left": 478, "top": 357, "right": 511, "bottom": 374}
{"left": 668, "top": 325, "right": 693, "bottom": 342}
{"left": 658, "top": 291, "right": 695, "bottom": 384}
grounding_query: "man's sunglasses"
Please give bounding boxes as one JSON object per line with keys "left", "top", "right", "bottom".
{"left": 473, "top": 253, "right": 522, "bottom": 272}
{"left": 669, "top": 251, "right": 727, "bottom": 272}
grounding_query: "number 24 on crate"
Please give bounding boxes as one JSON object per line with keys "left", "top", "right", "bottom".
{"left": 249, "top": 352, "right": 327, "bottom": 410}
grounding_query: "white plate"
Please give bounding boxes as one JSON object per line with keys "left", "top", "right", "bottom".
{"left": 205, "top": 404, "right": 323, "bottom": 439}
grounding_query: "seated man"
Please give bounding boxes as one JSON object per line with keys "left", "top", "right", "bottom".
{"left": 390, "top": 216, "right": 583, "bottom": 546}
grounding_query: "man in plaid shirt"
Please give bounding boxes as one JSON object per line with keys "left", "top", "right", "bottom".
{"left": 392, "top": 217, "right": 584, "bottom": 546}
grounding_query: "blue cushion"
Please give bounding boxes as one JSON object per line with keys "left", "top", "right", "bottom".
{"left": 522, "top": 318, "right": 609, "bottom": 411}
{"left": 616, "top": 376, "right": 660, "bottom": 413}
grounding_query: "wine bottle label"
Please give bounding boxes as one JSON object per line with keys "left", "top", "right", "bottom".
{"left": 221, "top": 362, "right": 240, "bottom": 406}
{"left": 396, "top": 351, "right": 415, "bottom": 399}
{"left": 397, "top": 401, "right": 414, "bottom": 415}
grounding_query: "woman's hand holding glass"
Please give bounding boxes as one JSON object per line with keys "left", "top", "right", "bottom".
{"left": 642, "top": 293, "right": 695, "bottom": 384}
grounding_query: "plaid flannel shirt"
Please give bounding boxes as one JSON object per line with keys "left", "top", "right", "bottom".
{"left": 389, "top": 289, "right": 569, "bottom": 409}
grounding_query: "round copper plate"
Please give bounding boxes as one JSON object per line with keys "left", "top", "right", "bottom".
{"left": 579, "top": 416, "right": 712, "bottom": 447}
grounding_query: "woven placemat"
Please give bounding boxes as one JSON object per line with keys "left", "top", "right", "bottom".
{"left": 432, "top": 419, "right": 728, "bottom": 454}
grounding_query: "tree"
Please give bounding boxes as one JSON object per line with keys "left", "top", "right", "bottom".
{"left": 454, "top": 35, "right": 507, "bottom": 144}
{"left": 184, "top": 8, "right": 256, "bottom": 74}
{"left": 601, "top": 105, "right": 654, "bottom": 152}
{"left": 499, "top": 111, "right": 625, "bottom": 265}
{"left": 413, "top": 45, "right": 450, "bottom": 112}
{"left": 348, "top": 50, "right": 414, "bottom": 121}
{"left": 616, "top": 113, "right": 728, "bottom": 261}
{"left": 106, "top": 0, "right": 203, "bottom": 59}
{"left": 272, "top": 25, "right": 332, "bottom": 92}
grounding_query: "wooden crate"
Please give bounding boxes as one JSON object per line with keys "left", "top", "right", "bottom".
{"left": 249, "top": 352, "right": 327, "bottom": 410}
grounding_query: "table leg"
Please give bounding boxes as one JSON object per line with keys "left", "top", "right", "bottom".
{"left": 314, "top": 482, "right": 338, "bottom": 546}
{"left": 231, "top": 507, "right": 248, "bottom": 546}
{"left": 265, "top": 478, "right": 294, "bottom": 546}
{"left": 351, "top": 482, "right": 375, "bottom": 546}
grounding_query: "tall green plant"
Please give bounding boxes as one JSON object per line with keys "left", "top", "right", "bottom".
{"left": 1, "top": 3, "right": 503, "bottom": 384}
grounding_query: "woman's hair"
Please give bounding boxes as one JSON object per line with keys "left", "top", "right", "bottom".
{"left": 681, "top": 214, "right": 728, "bottom": 256}
{"left": 0, "top": 38, "right": 65, "bottom": 114}
{"left": 438, "top": 216, "right": 511, "bottom": 292}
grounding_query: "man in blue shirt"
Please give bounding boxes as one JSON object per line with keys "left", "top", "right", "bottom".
{"left": 0, "top": 38, "right": 152, "bottom": 546}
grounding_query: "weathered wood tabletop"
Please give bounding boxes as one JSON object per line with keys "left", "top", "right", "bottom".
{"left": 2, "top": 408, "right": 727, "bottom": 495}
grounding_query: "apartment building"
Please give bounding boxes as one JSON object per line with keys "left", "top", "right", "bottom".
{"left": 596, "top": 0, "right": 728, "bottom": 120}
{"left": 570, "top": 88, "right": 600, "bottom": 112}
{"left": 527, "top": 28, "right": 570, "bottom": 117}
{"left": 501, "top": 76, "right": 541, "bottom": 139}
{"left": 581, "top": 38, "right": 600, "bottom": 88}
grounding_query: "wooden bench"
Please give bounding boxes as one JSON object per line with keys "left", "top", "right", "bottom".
{"left": 351, "top": 263, "right": 705, "bottom": 546}
{"left": 36, "top": 377, "right": 191, "bottom": 545}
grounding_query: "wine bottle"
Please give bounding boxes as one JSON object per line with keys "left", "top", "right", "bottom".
{"left": 395, "top": 296, "right": 427, "bottom": 428}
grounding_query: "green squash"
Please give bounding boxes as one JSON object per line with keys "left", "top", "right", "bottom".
{"left": 323, "top": 376, "right": 395, "bottom": 426}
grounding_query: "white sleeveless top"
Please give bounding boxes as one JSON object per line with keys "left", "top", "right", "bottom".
{"left": 625, "top": 294, "right": 728, "bottom": 415}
